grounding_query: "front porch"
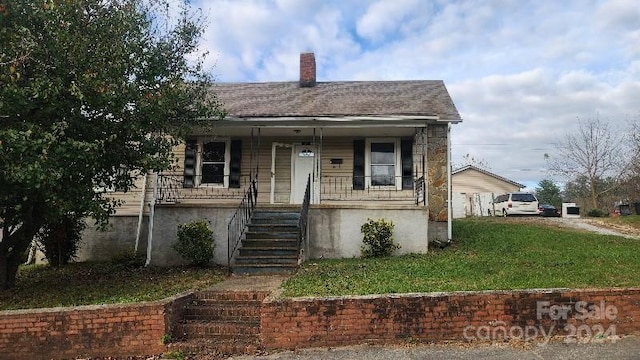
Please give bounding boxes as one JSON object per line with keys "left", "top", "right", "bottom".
{"left": 155, "top": 125, "right": 430, "bottom": 207}
{"left": 141, "top": 124, "right": 448, "bottom": 272}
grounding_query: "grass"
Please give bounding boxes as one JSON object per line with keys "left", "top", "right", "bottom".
{"left": 281, "top": 217, "right": 640, "bottom": 297}
{"left": 0, "top": 260, "right": 226, "bottom": 311}
{"left": 5, "top": 217, "right": 640, "bottom": 310}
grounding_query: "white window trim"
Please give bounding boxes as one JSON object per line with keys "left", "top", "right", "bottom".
{"left": 196, "top": 137, "right": 230, "bottom": 188}
{"left": 364, "top": 138, "right": 402, "bottom": 191}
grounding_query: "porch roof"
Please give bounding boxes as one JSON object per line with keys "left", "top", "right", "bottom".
{"left": 211, "top": 80, "right": 462, "bottom": 124}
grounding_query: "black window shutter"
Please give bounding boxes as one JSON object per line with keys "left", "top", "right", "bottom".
{"left": 401, "top": 138, "right": 413, "bottom": 190}
{"left": 183, "top": 139, "right": 197, "bottom": 188}
{"left": 353, "top": 139, "right": 365, "bottom": 190}
{"left": 229, "top": 139, "right": 242, "bottom": 188}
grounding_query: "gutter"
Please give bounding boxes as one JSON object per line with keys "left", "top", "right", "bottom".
{"left": 209, "top": 115, "right": 453, "bottom": 128}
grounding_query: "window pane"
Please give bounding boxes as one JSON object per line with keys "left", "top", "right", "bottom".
{"left": 202, "top": 163, "right": 224, "bottom": 184}
{"left": 371, "top": 165, "right": 395, "bottom": 186}
{"left": 202, "top": 142, "right": 225, "bottom": 162}
{"left": 371, "top": 142, "right": 394, "bottom": 164}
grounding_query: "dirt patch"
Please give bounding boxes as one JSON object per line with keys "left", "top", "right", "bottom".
{"left": 581, "top": 218, "right": 640, "bottom": 238}
{"left": 497, "top": 216, "right": 640, "bottom": 239}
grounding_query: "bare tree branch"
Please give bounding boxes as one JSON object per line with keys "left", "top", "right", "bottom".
{"left": 548, "top": 115, "right": 624, "bottom": 209}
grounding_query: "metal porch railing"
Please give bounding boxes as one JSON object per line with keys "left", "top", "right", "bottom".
{"left": 297, "top": 174, "right": 312, "bottom": 264}
{"left": 320, "top": 175, "right": 425, "bottom": 203}
{"left": 227, "top": 179, "right": 258, "bottom": 271}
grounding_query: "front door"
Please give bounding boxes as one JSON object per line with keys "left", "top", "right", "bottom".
{"left": 270, "top": 143, "right": 316, "bottom": 204}
{"left": 271, "top": 143, "right": 292, "bottom": 204}
{"left": 291, "top": 144, "right": 316, "bottom": 204}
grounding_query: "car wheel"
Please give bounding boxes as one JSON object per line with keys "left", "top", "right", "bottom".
{"left": 502, "top": 209, "right": 508, "bottom": 217}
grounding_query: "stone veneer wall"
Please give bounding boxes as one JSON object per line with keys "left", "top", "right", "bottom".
{"left": 426, "top": 124, "right": 449, "bottom": 241}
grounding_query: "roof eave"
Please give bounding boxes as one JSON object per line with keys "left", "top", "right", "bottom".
{"left": 210, "top": 115, "right": 447, "bottom": 128}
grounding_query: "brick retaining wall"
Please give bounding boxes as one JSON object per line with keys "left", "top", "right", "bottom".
{"left": 261, "top": 288, "right": 640, "bottom": 349}
{"left": 0, "top": 293, "right": 193, "bottom": 360}
{"left": 3, "top": 288, "right": 640, "bottom": 358}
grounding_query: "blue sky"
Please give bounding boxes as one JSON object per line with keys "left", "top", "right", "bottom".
{"left": 184, "top": 0, "right": 640, "bottom": 190}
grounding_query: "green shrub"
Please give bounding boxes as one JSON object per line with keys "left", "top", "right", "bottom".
{"left": 586, "top": 209, "right": 609, "bottom": 217}
{"left": 173, "top": 220, "right": 214, "bottom": 267}
{"left": 36, "top": 214, "right": 86, "bottom": 267}
{"left": 360, "top": 218, "right": 400, "bottom": 258}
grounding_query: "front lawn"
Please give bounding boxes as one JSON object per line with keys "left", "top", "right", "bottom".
{"left": 282, "top": 217, "right": 640, "bottom": 297}
{"left": 0, "top": 260, "right": 225, "bottom": 311}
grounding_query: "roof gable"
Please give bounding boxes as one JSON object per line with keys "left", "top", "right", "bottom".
{"left": 452, "top": 165, "right": 524, "bottom": 188}
{"left": 212, "top": 80, "right": 462, "bottom": 121}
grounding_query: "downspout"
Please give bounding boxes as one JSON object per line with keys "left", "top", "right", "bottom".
{"left": 134, "top": 173, "right": 148, "bottom": 254}
{"left": 447, "top": 123, "right": 452, "bottom": 243}
{"left": 145, "top": 172, "right": 158, "bottom": 267}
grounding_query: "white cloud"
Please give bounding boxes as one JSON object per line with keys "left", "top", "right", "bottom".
{"left": 596, "top": 0, "right": 640, "bottom": 32}
{"left": 355, "top": 0, "right": 426, "bottom": 43}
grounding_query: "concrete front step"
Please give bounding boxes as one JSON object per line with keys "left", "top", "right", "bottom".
{"left": 252, "top": 211, "right": 300, "bottom": 218}
{"left": 242, "top": 239, "right": 298, "bottom": 248}
{"left": 239, "top": 246, "right": 298, "bottom": 257}
{"left": 235, "top": 255, "right": 298, "bottom": 265}
{"left": 232, "top": 263, "right": 297, "bottom": 275}
{"left": 247, "top": 224, "right": 299, "bottom": 232}
{"left": 231, "top": 207, "right": 303, "bottom": 276}
{"left": 245, "top": 231, "right": 298, "bottom": 239}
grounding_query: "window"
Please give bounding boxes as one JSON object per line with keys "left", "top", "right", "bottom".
{"left": 184, "top": 138, "right": 240, "bottom": 188}
{"left": 370, "top": 142, "right": 396, "bottom": 186}
{"left": 365, "top": 139, "right": 401, "bottom": 189}
{"left": 201, "top": 141, "right": 226, "bottom": 185}
{"left": 353, "top": 138, "right": 413, "bottom": 191}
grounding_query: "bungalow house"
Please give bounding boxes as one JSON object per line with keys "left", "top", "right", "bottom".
{"left": 79, "top": 53, "right": 462, "bottom": 273}
{"left": 451, "top": 165, "right": 524, "bottom": 217}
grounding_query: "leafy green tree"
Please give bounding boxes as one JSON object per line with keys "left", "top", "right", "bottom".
{"left": 0, "top": 0, "right": 222, "bottom": 289}
{"left": 534, "top": 179, "right": 563, "bottom": 208}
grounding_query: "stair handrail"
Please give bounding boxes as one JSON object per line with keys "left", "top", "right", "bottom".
{"left": 227, "top": 179, "right": 258, "bottom": 272}
{"left": 297, "top": 174, "right": 312, "bottom": 264}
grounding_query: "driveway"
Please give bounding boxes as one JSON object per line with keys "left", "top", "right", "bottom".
{"left": 232, "top": 336, "right": 640, "bottom": 360}
{"left": 503, "top": 216, "right": 640, "bottom": 239}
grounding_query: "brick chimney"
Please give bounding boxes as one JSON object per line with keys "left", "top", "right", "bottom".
{"left": 299, "top": 52, "right": 316, "bottom": 87}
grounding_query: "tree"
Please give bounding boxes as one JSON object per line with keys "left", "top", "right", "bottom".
{"left": 0, "top": 0, "right": 222, "bottom": 289}
{"left": 454, "top": 153, "right": 491, "bottom": 170}
{"left": 564, "top": 175, "right": 622, "bottom": 212}
{"left": 547, "top": 116, "right": 623, "bottom": 210}
{"left": 534, "top": 179, "right": 563, "bottom": 208}
{"left": 620, "top": 115, "right": 640, "bottom": 202}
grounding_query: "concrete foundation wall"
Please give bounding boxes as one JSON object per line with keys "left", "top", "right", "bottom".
{"left": 148, "top": 205, "right": 236, "bottom": 266}
{"left": 82, "top": 205, "right": 431, "bottom": 265}
{"left": 308, "top": 206, "right": 429, "bottom": 259}
{"left": 77, "top": 216, "right": 148, "bottom": 262}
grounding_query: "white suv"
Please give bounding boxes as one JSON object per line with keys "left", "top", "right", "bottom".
{"left": 489, "top": 192, "right": 539, "bottom": 217}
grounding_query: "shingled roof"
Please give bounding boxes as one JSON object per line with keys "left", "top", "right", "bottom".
{"left": 212, "top": 80, "right": 462, "bottom": 121}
